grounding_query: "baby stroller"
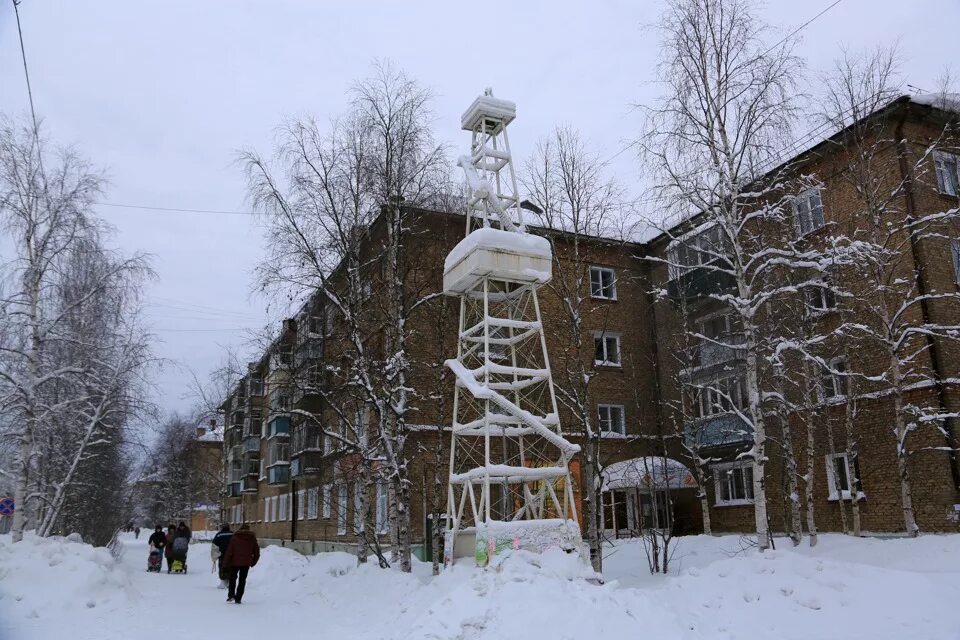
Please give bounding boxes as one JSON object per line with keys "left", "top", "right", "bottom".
{"left": 147, "top": 547, "right": 163, "bottom": 573}
{"left": 169, "top": 536, "right": 189, "bottom": 574}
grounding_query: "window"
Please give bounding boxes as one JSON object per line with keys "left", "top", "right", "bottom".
{"left": 307, "top": 487, "right": 319, "bottom": 520}
{"left": 324, "top": 433, "right": 332, "bottom": 454}
{"left": 322, "top": 484, "right": 332, "bottom": 519}
{"left": 713, "top": 461, "right": 755, "bottom": 506}
{"left": 691, "top": 375, "right": 747, "bottom": 419}
{"left": 935, "top": 152, "right": 960, "bottom": 196}
{"left": 354, "top": 483, "right": 363, "bottom": 532}
{"left": 593, "top": 332, "right": 621, "bottom": 366}
{"left": 597, "top": 404, "right": 625, "bottom": 435}
{"left": 376, "top": 483, "right": 389, "bottom": 535}
{"left": 589, "top": 267, "right": 617, "bottom": 300}
{"left": 820, "top": 357, "right": 848, "bottom": 401}
{"left": 298, "top": 489, "right": 306, "bottom": 521}
{"left": 952, "top": 240, "right": 960, "bottom": 286}
{"left": 337, "top": 485, "right": 348, "bottom": 535}
{"left": 259, "top": 460, "right": 265, "bottom": 480}
{"left": 804, "top": 282, "right": 836, "bottom": 313}
{"left": 271, "top": 496, "right": 278, "bottom": 522}
{"left": 263, "top": 498, "right": 269, "bottom": 522}
{"left": 793, "top": 188, "right": 826, "bottom": 237}
{"left": 825, "top": 453, "right": 863, "bottom": 501}
{"left": 278, "top": 493, "right": 287, "bottom": 521}
{"left": 667, "top": 223, "right": 730, "bottom": 280}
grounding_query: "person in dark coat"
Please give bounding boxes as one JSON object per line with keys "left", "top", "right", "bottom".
{"left": 223, "top": 524, "right": 259, "bottom": 604}
{"left": 175, "top": 521, "right": 192, "bottom": 542}
{"left": 164, "top": 524, "right": 176, "bottom": 572}
{"left": 147, "top": 525, "right": 166, "bottom": 552}
{"left": 211, "top": 524, "right": 233, "bottom": 589}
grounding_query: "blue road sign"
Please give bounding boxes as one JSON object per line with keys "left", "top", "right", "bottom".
{"left": 0, "top": 497, "right": 14, "bottom": 516}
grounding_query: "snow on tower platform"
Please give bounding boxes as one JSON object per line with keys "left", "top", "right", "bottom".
{"left": 443, "top": 227, "right": 552, "bottom": 294}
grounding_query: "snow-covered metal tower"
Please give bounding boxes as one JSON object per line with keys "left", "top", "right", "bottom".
{"left": 443, "top": 90, "right": 582, "bottom": 567}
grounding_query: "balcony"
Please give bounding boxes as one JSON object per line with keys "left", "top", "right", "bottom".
{"left": 226, "top": 482, "right": 242, "bottom": 497}
{"left": 267, "top": 440, "right": 290, "bottom": 467}
{"left": 229, "top": 444, "right": 243, "bottom": 461}
{"left": 291, "top": 450, "right": 323, "bottom": 478}
{"left": 687, "top": 337, "right": 746, "bottom": 373}
{"left": 268, "top": 465, "right": 289, "bottom": 485}
{"left": 291, "top": 425, "right": 322, "bottom": 454}
{"left": 268, "top": 416, "right": 290, "bottom": 438}
{"left": 684, "top": 413, "right": 752, "bottom": 449}
{"left": 240, "top": 476, "right": 258, "bottom": 493}
{"left": 243, "top": 436, "right": 260, "bottom": 454}
{"left": 667, "top": 265, "right": 736, "bottom": 304}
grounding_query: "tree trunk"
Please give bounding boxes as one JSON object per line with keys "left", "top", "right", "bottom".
{"left": 844, "top": 398, "right": 862, "bottom": 537}
{"left": 890, "top": 357, "right": 919, "bottom": 536}
{"left": 582, "top": 434, "right": 602, "bottom": 573}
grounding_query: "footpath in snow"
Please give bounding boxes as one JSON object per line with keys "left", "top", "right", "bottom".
{"left": 2, "top": 532, "right": 960, "bottom": 640}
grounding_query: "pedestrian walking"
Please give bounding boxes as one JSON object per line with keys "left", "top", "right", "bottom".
{"left": 164, "top": 524, "right": 176, "bottom": 572}
{"left": 147, "top": 525, "right": 166, "bottom": 552}
{"left": 223, "top": 524, "right": 259, "bottom": 604}
{"left": 211, "top": 524, "right": 233, "bottom": 589}
{"left": 134, "top": 526, "right": 141, "bottom": 539}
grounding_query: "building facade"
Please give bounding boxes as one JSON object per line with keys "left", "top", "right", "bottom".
{"left": 221, "top": 96, "right": 960, "bottom": 555}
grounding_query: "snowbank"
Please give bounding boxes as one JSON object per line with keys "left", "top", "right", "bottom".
{"left": 3, "top": 532, "right": 960, "bottom": 640}
{"left": 0, "top": 533, "right": 133, "bottom": 626}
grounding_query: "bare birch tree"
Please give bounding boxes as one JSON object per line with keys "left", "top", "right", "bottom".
{"left": 817, "top": 48, "right": 960, "bottom": 535}
{"left": 521, "top": 125, "right": 625, "bottom": 572}
{"left": 240, "top": 61, "right": 447, "bottom": 571}
{"left": 642, "top": 0, "right": 804, "bottom": 550}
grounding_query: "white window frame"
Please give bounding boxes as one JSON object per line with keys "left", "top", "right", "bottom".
{"left": 825, "top": 453, "right": 864, "bottom": 501}
{"left": 375, "top": 483, "right": 389, "bottom": 535}
{"left": 691, "top": 374, "right": 747, "bottom": 419}
{"left": 793, "top": 187, "right": 826, "bottom": 237}
{"left": 935, "top": 151, "right": 960, "bottom": 196}
{"left": 278, "top": 493, "right": 287, "bottom": 521}
{"left": 307, "top": 487, "right": 319, "bottom": 520}
{"left": 713, "top": 460, "right": 755, "bottom": 507}
{"left": 322, "top": 484, "right": 332, "bottom": 519}
{"left": 271, "top": 495, "right": 278, "bottom": 522}
{"left": 298, "top": 489, "right": 306, "bottom": 521}
{"left": 820, "top": 357, "right": 848, "bottom": 401}
{"left": 593, "top": 332, "right": 622, "bottom": 367}
{"left": 589, "top": 266, "right": 617, "bottom": 300}
{"left": 952, "top": 240, "right": 960, "bottom": 287}
{"left": 263, "top": 498, "right": 269, "bottom": 522}
{"left": 804, "top": 282, "right": 837, "bottom": 314}
{"left": 597, "top": 404, "right": 625, "bottom": 435}
{"left": 353, "top": 483, "right": 363, "bottom": 532}
{"left": 337, "top": 485, "right": 347, "bottom": 535}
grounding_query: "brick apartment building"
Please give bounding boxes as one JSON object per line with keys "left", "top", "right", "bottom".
{"left": 221, "top": 95, "right": 960, "bottom": 555}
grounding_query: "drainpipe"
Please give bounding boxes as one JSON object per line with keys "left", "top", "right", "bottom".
{"left": 895, "top": 108, "right": 960, "bottom": 494}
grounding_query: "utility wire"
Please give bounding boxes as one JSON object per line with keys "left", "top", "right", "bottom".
{"left": 601, "top": 0, "right": 846, "bottom": 167}
{"left": 12, "top": 0, "right": 43, "bottom": 173}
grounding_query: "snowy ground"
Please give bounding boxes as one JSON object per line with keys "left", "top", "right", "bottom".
{"left": 2, "top": 532, "right": 960, "bottom": 640}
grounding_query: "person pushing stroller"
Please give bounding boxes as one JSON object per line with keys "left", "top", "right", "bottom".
{"left": 169, "top": 521, "right": 192, "bottom": 573}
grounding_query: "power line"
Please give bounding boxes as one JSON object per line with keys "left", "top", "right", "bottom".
{"left": 12, "top": 0, "right": 43, "bottom": 173}
{"left": 600, "top": 0, "right": 846, "bottom": 167}
{"left": 98, "top": 202, "right": 261, "bottom": 216}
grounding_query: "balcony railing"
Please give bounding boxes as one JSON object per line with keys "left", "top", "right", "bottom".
{"left": 684, "top": 413, "right": 752, "bottom": 449}
{"left": 268, "top": 416, "right": 291, "bottom": 438}
{"left": 240, "top": 477, "right": 258, "bottom": 493}
{"left": 243, "top": 436, "right": 260, "bottom": 453}
{"left": 689, "top": 336, "right": 746, "bottom": 371}
{"left": 267, "top": 441, "right": 290, "bottom": 466}
{"left": 291, "top": 427, "right": 322, "bottom": 454}
{"left": 268, "top": 465, "right": 289, "bottom": 485}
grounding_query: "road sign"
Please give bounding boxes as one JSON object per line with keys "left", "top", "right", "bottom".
{"left": 0, "top": 496, "right": 14, "bottom": 516}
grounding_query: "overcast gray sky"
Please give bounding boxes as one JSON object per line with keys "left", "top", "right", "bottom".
{"left": 1, "top": 0, "right": 956, "bottom": 417}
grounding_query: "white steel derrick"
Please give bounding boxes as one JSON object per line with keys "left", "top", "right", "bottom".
{"left": 443, "top": 90, "right": 581, "bottom": 566}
